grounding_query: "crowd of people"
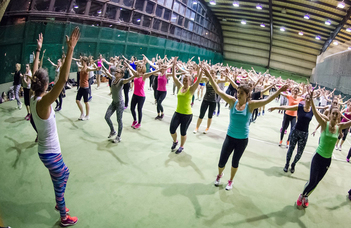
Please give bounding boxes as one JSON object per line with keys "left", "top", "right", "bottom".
{"left": 7, "top": 28, "right": 351, "bottom": 226}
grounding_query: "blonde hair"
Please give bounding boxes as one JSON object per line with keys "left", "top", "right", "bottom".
{"left": 16, "top": 63, "right": 21, "bottom": 70}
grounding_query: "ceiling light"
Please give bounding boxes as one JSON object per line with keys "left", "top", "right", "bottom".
{"left": 241, "top": 20, "right": 246, "bottom": 24}
{"left": 325, "top": 20, "right": 331, "bottom": 25}
{"left": 190, "top": 18, "right": 194, "bottom": 21}
{"left": 256, "top": 4, "right": 262, "bottom": 10}
{"left": 193, "top": 1, "right": 197, "bottom": 4}
{"left": 137, "top": 19, "right": 141, "bottom": 22}
{"left": 348, "top": 47, "right": 351, "bottom": 50}
{"left": 210, "top": 0, "right": 216, "bottom": 5}
{"left": 298, "top": 31, "right": 303, "bottom": 35}
{"left": 260, "top": 23, "right": 265, "bottom": 27}
{"left": 233, "top": 1, "right": 239, "bottom": 7}
{"left": 333, "top": 41, "right": 339, "bottom": 45}
{"left": 280, "top": 27, "right": 285, "bottom": 31}
{"left": 109, "top": 25, "right": 112, "bottom": 27}
{"left": 337, "top": 1, "right": 345, "bottom": 8}
{"left": 97, "top": 10, "right": 102, "bottom": 14}
{"left": 315, "top": 36, "right": 321, "bottom": 40}
{"left": 346, "top": 27, "right": 351, "bottom": 32}
{"left": 74, "top": 5, "right": 79, "bottom": 9}
{"left": 304, "top": 14, "right": 309, "bottom": 19}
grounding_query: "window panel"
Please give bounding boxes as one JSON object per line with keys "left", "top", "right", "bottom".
{"left": 170, "top": 25, "right": 175, "bottom": 35}
{"left": 158, "top": 0, "right": 165, "bottom": 5}
{"left": 165, "top": 0, "right": 172, "bottom": 8}
{"left": 191, "top": 1, "right": 197, "bottom": 10}
{"left": 173, "top": 1, "right": 179, "bottom": 13}
{"left": 143, "top": 16, "right": 152, "bottom": 28}
{"left": 178, "top": 16, "right": 184, "bottom": 26}
{"left": 7, "top": 0, "right": 31, "bottom": 11}
{"left": 135, "top": 0, "right": 145, "bottom": 11}
{"left": 175, "top": 27, "right": 182, "bottom": 37}
{"left": 146, "top": 1, "right": 155, "bottom": 14}
{"left": 198, "top": 26, "right": 202, "bottom": 35}
{"left": 171, "top": 13, "right": 178, "bottom": 23}
{"left": 33, "top": 0, "right": 50, "bottom": 11}
{"left": 182, "top": 0, "right": 188, "bottom": 5}
{"left": 89, "top": 2, "right": 104, "bottom": 17}
{"left": 161, "top": 22, "right": 169, "bottom": 32}
{"left": 190, "top": 11, "right": 195, "bottom": 21}
{"left": 196, "top": 4, "right": 202, "bottom": 13}
{"left": 71, "top": 0, "right": 87, "bottom": 14}
{"left": 105, "top": 4, "right": 117, "bottom": 20}
{"left": 188, "top": 21, "right": 194, "bottom": 31}
{"left": 187, "top": 31, "right": 192, "bottom": 40}
{"left": 132, "top": 12, "right": 142, "bottom": 25}
{"left": 156, "top": 5, "right": 163, "bottom": 17}
{"left": 123, "top": 0, "right": 134, "bottom": 7}
{"left": 54, "top": 0, "right": 70, "bottom": 12}
{"left": 179, "top": 4, "right": 185, "bottom": 15}
{"left": 184, "top": 19, "right": 189, "bottom": 29}
{"left": 119, "top": 8, "right": 132, "bottom": 22}
{"left": 186, "top": 8, "right": 191, "bottom": 18}
{"left": 153, "top": 19, "right": 161, "bottom": 30}
{"left": 163, "top": 9, "right": 171, "bottom": 20}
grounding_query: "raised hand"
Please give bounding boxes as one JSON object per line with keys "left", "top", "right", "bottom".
{"left": 37, "top": 33, "right": 43, "bottom": 50}
{"left": 66, "top": 27, "right": 80, "bottom": 50}
{"left": 280, "top": 84, "right": 289, "bottom": 92}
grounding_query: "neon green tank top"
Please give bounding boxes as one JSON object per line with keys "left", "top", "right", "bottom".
{"left": 176, "top": 87, "right": 192, "bottom": 115}
{"left": 316, "top": 122, "right": 339, "bottom": 158}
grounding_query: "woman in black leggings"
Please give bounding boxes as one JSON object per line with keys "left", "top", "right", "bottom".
{"left": 123, "top": 68, "right": 131, "bottom": 109}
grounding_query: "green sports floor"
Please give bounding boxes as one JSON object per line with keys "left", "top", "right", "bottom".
{"left": 0, "top": 80, "right": 350, "bottom": 228}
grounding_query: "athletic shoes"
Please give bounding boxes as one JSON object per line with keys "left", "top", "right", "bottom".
{"left": 283, "top": 163, "right": 289, "bottom": 172}
{"left": 113, "top": 136, "right": 121, "bottom": 143}
{"left": 160, "top": 114, "right": 164, "bottom": 119}
{"left": 131, "top": 120, "right": 137, "bottom": 128}
{"left": 347, "top": 158, "right": 350, "bottom": 162}
{"left": 258, "top": 112, "right": 261, "bottom": 116}
{"left": 55, "top": 107, "right": 61, "bottom": 112}
{"left": 83, "top": 115, "right": 89, "bottom": 121}
{"left": 217, "top": 111, "right": 220, "bottom": 116}
{"left": 24, "top": 113, "right": 31, "bottom": 121}
{"left": 171, "top": 141, "right": 178, "bottom": 151}
{"left": 296, "top": 194, "right": 309, "bottom": 208}
{"left": 193, "top": 128, "right": 198, "bottom": 134}
{"left": 335, "top": 146, "right": 339, "bottom": 150}
{"left": 133, "top": 123, "right": 141, "bottom": 129}
{"left": 278, "top": 140, "right": 283, "bottom": 147}
{"left": 290, "top": 164, "right": 295, "bottom": 173}
{"left": 155, "top": 115, "right": 161, "bottom": 120}
{"left": 348, "top": 189, "right": 351, "bottom": 201}
{"left": 225, "top": 180, "right": 233, "bottom": 191}
{"left": 108, "top": 131, "right": 117, "bottom": 138}
{"left": 124, "top": 106, "right": 128, "bottom": 110}
{"left": 78, "top": 114, "right": 84, "bottom": 120}
{"left": 175, "top": 146, "right": 184, "bottom": 154}
{"left": 61, "top": 215, "right": 78, "bottom": 227}
{"left": 214, "top": 173, "right": 223, "bottom": 186}
{"left": 262, "top": 110, "right": 265, "bottom": 116}
{"left": 203, "top": 128, "right": 209, "bottom": 134}
{"left": 296, "top": 194, "right": 303, "bottom": 207}
{"left": 55, "top": 205, "right": 70, "bottom": 213}
{"left": 18, "top": 102, "right": 22, "bottom": 110}
{"left": 88, "top": 96, "right": 92, "bottom": 102}
{"left": 286, "top": 141, "right": 290, "bottom": 149}
{"left": 191, "top": 102, "right": 194, "bottom": 107}
{"left": 339, "top": 147, "right": 342, "bottom": 151}
{"left": 284, "top": 130, "right": 287, "bottom": 134}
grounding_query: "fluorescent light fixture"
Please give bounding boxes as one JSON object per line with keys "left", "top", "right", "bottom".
{"left": 333, "top": 41, "right": 339, "bottom": 45}
{"left": 298, "top": 31, "right": 303, "bottom": 35}
{"left": 346, "top": 28, "right": 351, "bottom": 32}
{"left": 74, "top": 5, "right": 79, "bottom": 9}
{"left": 109, "top": 25, "right": 112, "bottom": 27}
{"left": 193, "top": 1, "right": 197, "bottom": 4}
{"left": 190, "top": 18, "right": 194, "bottom": 20}
{"left": 210, "top": 0, "right": 216, "bottom": 5}
{"left": 315, "top": 36, "right": 321, "bottom": 40}
{"left": 233, "top": 1, "right": 239, "bottom": 7}
{"left": 348, "top": 47, "right": 351, "bottom": 50}
{"left": 241, "top": 20, "right": 246, "bottom": 24}
{"left": 280, "top": 27, "right": 285, "bottom": 31}
{"left": 137, "top": 19, "right": 141, "bottom": 22}
{"left": 260, "top": 23, "right": 265, "bottom": 27}
{"left": 97, "top": 10, "right": 102, "bottom": 14}
{"left": 337, "top": 1, "right": 345, "bottom": 8}
{"left": 325, "top": 20, "right": 331, "bottom": 25}
{"left": 304, "top": 14, "right": 309, "bottom": 19}
{"left": 256, "top": 4, "right": 262, "bottom": 10}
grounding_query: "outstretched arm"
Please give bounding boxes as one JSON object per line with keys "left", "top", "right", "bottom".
{"left": 268, "top": 105, "right": 298, "bottom": 112}
{"left": 189, "top": 66, "right": 202, "bottom": 95}
{"left": 40, "top": 49, "right": 46, "bottom": 68}
{"left": 47, "top": 57, "right": 57, "bottom": 67}
{"left": 310, "top": 91, "right": 327, "bottom": 131}
{"left": 249, "top": 85, "right": 288, "bottom": 112}
{"left": 32, "top": 33, "right": 43, "bottom": 75}
{"left": 172, "top": 57, "right": 182, "bottom": 89}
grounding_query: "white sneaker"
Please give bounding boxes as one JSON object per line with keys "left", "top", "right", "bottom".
{"left": 113, "top": 136, "right": 121, "bottom": 143}
{"left": 339, "top": 147, "right": 342, "bottom": 151}
{"left": 78, "top": 114, "right": 84, "bottom": 120}
{"left": 193, "top": 128, "right": 198, "bottom": 134}
{"left": 225, "top": 180, "right": 233, "bottom": 191}
{"left": 83, "top": 115, "right": 90, "bottom": 120}
{"left": 108, "top": 131, "right": 116, "bottom": 138}
{"left": 335, "top": 146, "right": 339, "bottom": 150}
{"left": 18, "top": 103, "right": 22, "bottom": 110}
{"left": 214, "top": 173, "right": 223, "bottom": 186}
{"left": 203, "top": 128, "right": 209, "bottom": 134}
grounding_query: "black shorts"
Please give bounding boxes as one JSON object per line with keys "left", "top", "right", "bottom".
{"left": 76, "top": 88, "right": 89, "bottom": 102}
{"left": 23, "top": 88, "right": 30, "bottom": 106}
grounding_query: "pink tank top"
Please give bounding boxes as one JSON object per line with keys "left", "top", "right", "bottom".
{"left": 134, "top": 76, "right": 145, "bottom": 97}
{"left": 97, "top": 60, "right": 102, "bottom": 67}
{"left": 157, "top": 74, "right": 167, "bottom": 91}
{"left": 342, "top": 112, "right": 351, "bottom": 122}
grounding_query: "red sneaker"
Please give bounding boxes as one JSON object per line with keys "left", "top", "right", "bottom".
{"left": 133, "top": 123, "right": 141, "bottom": 129}
{"left": 55, "top": 205, "right": 70, "bottom": 213}
{"left": 296, "top": 194, "right": 303, "bottom": 207}
{"left": 131, "top": 120, "right": 137, "bottom": 128}
{"left": 302, "top": 196, "right": 309, "bottom": 208}
{"left": 61, "top": 215, "right": 78, "bottom": 227}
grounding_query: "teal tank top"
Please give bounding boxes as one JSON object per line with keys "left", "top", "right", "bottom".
{"left": 227, "top": 100, "right": 252, "bottom": 139}
{"left": 316, "top": 122, "right": 339, "bottom": 158}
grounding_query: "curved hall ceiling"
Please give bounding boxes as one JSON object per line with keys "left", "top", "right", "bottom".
{"left": 203, "top": 0, "right": 351, "bottom": 76}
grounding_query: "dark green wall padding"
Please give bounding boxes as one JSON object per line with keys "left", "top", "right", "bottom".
{"left": 0, "top": 21, "right": 223, "bottom": 84}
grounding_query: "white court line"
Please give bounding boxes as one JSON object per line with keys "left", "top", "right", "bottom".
{"left": 93, "top": 93, "right": 347, "bottom": 163}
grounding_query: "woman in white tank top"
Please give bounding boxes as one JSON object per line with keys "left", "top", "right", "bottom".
{"left": 30, "top": 28, "right": 80, "bottom": 227}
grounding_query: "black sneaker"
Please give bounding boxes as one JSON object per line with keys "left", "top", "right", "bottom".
{"left": 160, "top": 114, "right": 164, "bottom": 119}
{"left": 290, "top": 164, "right": 295, "bottom": 173}
{"left": 171, "top": 141, "right": 178, "bottom": 151}
{"left": 155, "top": 115, "right": 161, "bottom": 120}
{"left": 175, "top": 147, "right": 184, "bottom": 154}
{"left": 283, "top": 163, "right": 289, "bottom": 172}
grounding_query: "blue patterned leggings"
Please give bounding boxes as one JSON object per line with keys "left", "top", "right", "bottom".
{"left": 286, "top": 128, "right": 308, "bottom": 166}
{"left": 39, "top": 153, "right": 69, "bottom": 218}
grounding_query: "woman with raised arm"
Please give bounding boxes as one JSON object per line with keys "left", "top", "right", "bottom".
{"left": 125, "top": 57, "right": 161, "bottom": 129}
{"left": 296, "top": 90, "right": 351, "bottom": 209}
{"left": 30, "top": 28, "right": 80, "bottom": 226}
{"left": 95, "top": 54, "right": 104, "bottom": 89}
{"left": 12, "top": 63, "right": 22, "bottom": 109}
{"left": 269, "top": 93, "right": 314, "bottom": 174}
{"left": 48, "top": 57, "right": 64, "bottom": 111}
{"left": 170, "top": 58, "right": 203, "bottom": 154}
{"left": 101, "top": 63, "right": 135, "bottom": 143}
{"left": 334, "top": 100, "right": 351, "bottom": 151}
{"left": 205, "top": 67, "right": 288, "bottom": 190}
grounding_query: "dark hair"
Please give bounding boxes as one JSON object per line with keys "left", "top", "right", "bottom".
{"left": 81, "top": 56, "right": 89, "bottom": 64}
{"left": 31, "top": 68, "right": 49, "bottom": 97}
{"left": 238, "top": 84, "right": 252, "bottom": 102}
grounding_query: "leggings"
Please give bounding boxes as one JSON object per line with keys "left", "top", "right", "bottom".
{"left": 76, "top": 72, "right": 80, "bottom": 90}
{"left": 131, "top": 94, "right": 145, "bottom": 124}
{"left": 347, "top": 147, "right": 351, "bottom": 159}
{"left": 286, "top": 128, "right": 308, "bottom": 166}
{"left": 215, "top": 94, "right": 221, "bottom": 113}
{"left": 156, "top": 90, "right": 167, "bottom": 113}
{"left": 88, "top": 77, "right": 93, "bottom": 96}
{"left": 170, "top": 112, "right": 193, "bottom": 136}
{"left": 123, "top": 83, "right": 130, "bottom": 107}
{"left": 218, "top": 135, "right": 248, "bottom": 168}
{"left": 251, "top": 108, "right": 258, "bottom": 122}
{"left": 105, "top": 101, "right": 124, "bottom": 137}
{"left": 338, "top": 128, "right": 349, "bottom": 141}
{"left": 153, "top": 76, "right": 158, "bottom": 100}
{"left": 23, "top": 88, "right": 30, "bottom": 106}
{"left": 302, "top": 153, "right": 331, "bottom": 197}
{"left": 39, "top": 153, "right": 69, "bottom": 218}
{"left": 14, "top": 84, "right": 21, "bottom": 106}
{"left": 149, "top": 75, "right": 154, "bottom": 88}
{"left": 30, "top": 114, "right": 37, "bottom": 133}
{"left": 55, "top": 88, "right": 65, "bottom": 109}
{"left": 199, "top": 100, "right": 216, "bottom": 119}
{"left": 280, "top": 113, "right": 296, "bottom": 141}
